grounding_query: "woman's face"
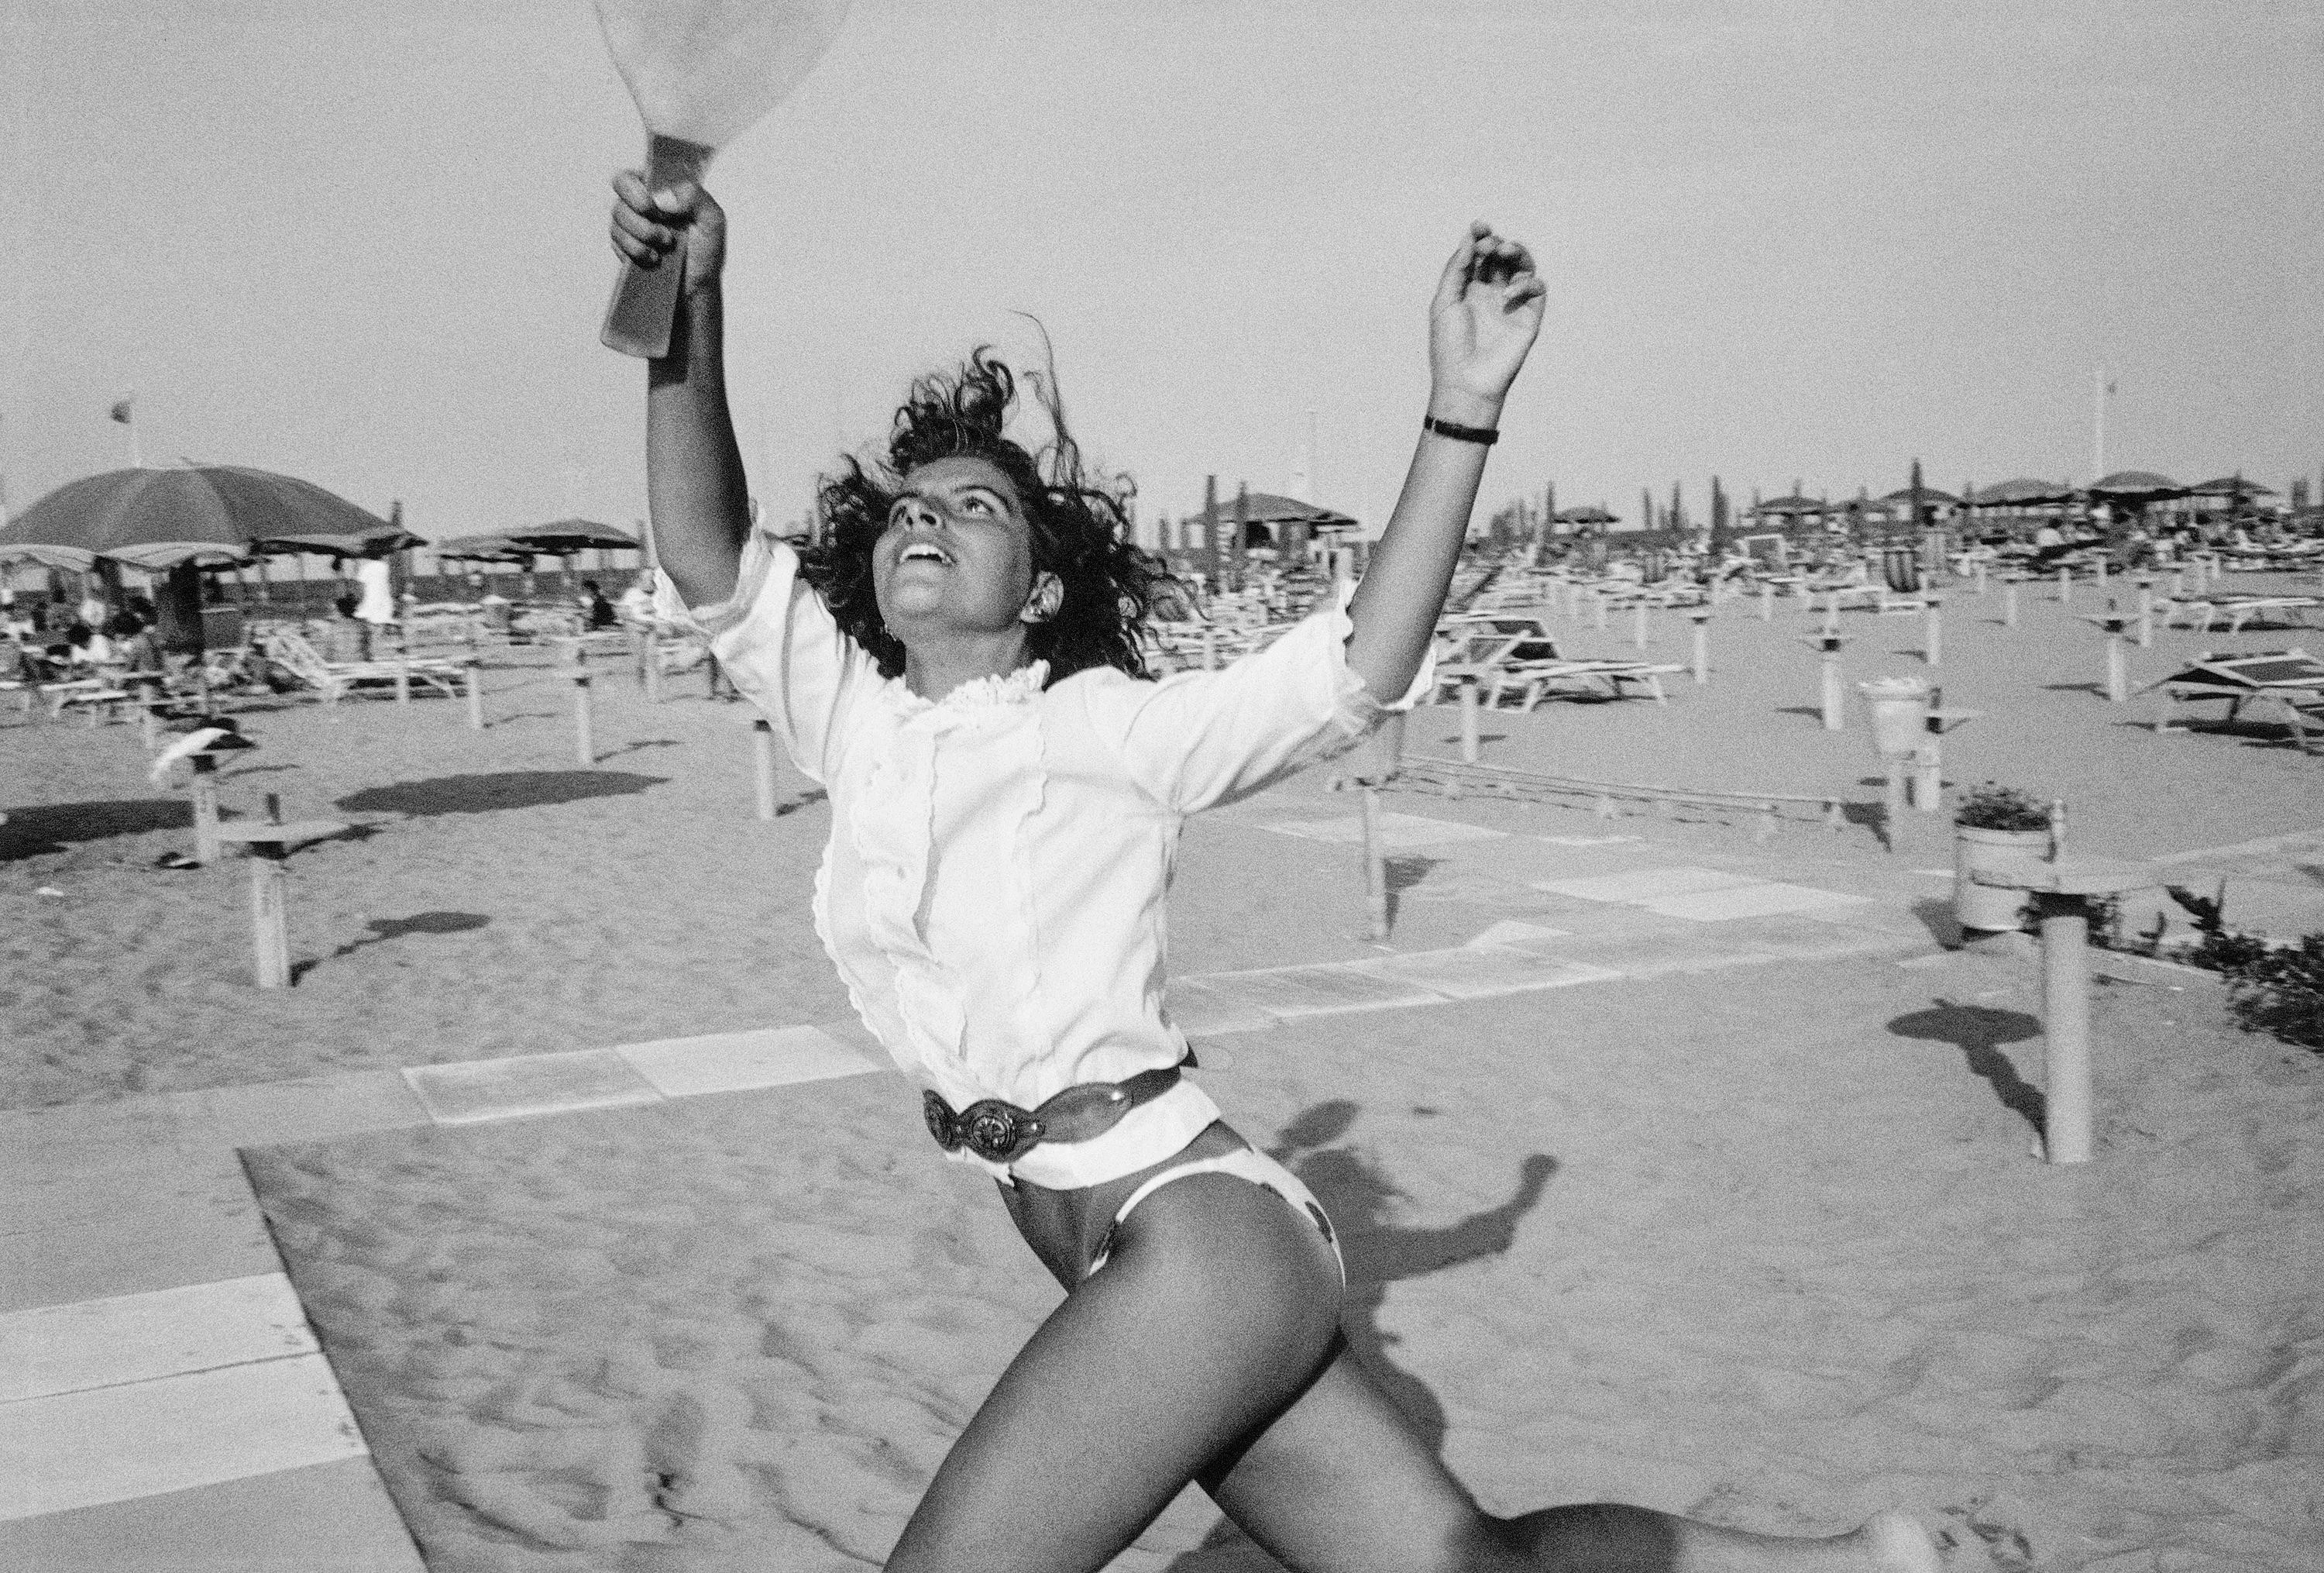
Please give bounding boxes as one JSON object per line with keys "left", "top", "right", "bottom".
{"left": 872, "top": 454, "right": 1054, "bottom": 641}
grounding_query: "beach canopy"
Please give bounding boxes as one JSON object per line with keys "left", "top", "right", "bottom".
{"left": 2189, "top": 477, "right": 2276, "bottom": 498}
{"left": 1968, "top": 478, "right": 2076, "bottom": 506}
{"left": 431, "top": 532, "right": 538, "bottom": 564}
{"left": 1554, "top": 504, "right": 1618, "bottom": 525}
{"left": 1879, "top": 486, "right": 1961, "bottom": 508}
{"left": 1187, "top": 491, "right": 1360, "bottom": 531}
{"left": 1748, "top": 494, "right": 1831, "bottom": 516}
{"left": 2089, "top": 470, "right": 2185, "bottom": 497}
{"left": 500, "top": 518, "right": 642, "bottom": 555}
{"left": 0, "top": 465, "right": 413, "bottom": 571}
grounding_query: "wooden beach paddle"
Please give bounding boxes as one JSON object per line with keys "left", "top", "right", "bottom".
{"left": 594, "top": 0, "right": 853, "bottom": 358}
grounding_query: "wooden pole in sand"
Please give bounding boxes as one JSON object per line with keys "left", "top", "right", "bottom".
{"left": 1631, "top": 600, "right": 1648, "bottom": 649}
{"left": 191, "top": 754, "right": 222, "bottom": 865}
{"left": 2135, "top": 577, "right": 2155, "bottom": 647}
{"left": 1202, "top": 625, "right": 1218, "bottom": 671}
{"left": 464, "top": 659, "right": 484, "bottom": 729}
{"left": 394, "top": 657, "right": 411, "bottom": 706}
{"left": 1923, "top": 597, "right": 1943, "bottom": 667}
{"left": 2003, "top": 577, "right": 2020, "bottom": 628}
{"left": 2034, "top": 891, "right": 2094, "bottom": 1162}
{"left": 215, "top": 801, "right": 349, "bottom": 990}
{"left": 1973, "top": 558, "right": 1988, "bottom": 596}
{"left": 1458, "top": 678, "right": 1480, "bottom": 762}
{"left": 1758, "top": 581, "right": 1773, "bottom": 621}
{"left": 752, "top": 718, "right": 778, "bottom": 820}
{"left": 572, "top": 672, "right": 594, "bottom": 766}
{"left": 251, "top": 794, "right": 287, "bottom": 988}
{"left": 2102, "top": 616, "right": 2130, "bottom": 702}
{"left": 2057, "top": 566, "right": 2072, "bottom": 604}
{"left": 1817, "top": 635, "right": 1845, "bottom": 731}
{"left": 1361, "top": 785, "right": 1390, "bottom": 941}
{"left": 1689, "top": 609, "right": 1710, "bottom": 684}
{"left": 249, "top": 843, "right": 290, "bottom": 988}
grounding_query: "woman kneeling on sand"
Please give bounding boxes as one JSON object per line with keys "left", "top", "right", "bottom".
{"left": 612, "top": 172, "right": 1939, "bottom": 1573}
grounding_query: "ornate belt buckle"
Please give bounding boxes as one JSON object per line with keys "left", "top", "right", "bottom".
{"left": 958, "top": 1098, "right": 1043, "bottom": 1163}
{"left": 923, "top": 1090, "right": 1044, "bottom": 1164}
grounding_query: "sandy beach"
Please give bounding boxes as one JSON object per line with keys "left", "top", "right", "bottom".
{"left": 6, "top": 575, "right": 2322, "bottom": 1570}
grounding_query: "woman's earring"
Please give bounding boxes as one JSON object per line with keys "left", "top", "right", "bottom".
{"left": 1023, "top": 573, "right": 1063, "bottom": 625}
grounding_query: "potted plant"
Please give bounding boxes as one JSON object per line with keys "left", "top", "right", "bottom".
{"left": 1954, "top": 783, "right": 2054, "bottom": 934}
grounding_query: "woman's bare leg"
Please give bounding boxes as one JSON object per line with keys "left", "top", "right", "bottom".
{"left": 883, "top": 1171, "right": 1344, "bottom": 1573}
{"left": 1204, "top": 1340, "right": 1941, "bottom": 1573}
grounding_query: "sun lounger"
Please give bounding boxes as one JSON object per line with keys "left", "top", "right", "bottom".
{"left": 261, "top": 629, "right": 466, "bottom": 707}
{"left": 46, "top": 679, "right": 133, "bottom": 725}
{"left": 2211, "top": 597, "right": 2318, "bottom": 635}
{"left": 1505, "top": 660, "right": 1686, "bottom": 708}
{"left": 2145, "top": 649, "right": 2324, "bottom": 755}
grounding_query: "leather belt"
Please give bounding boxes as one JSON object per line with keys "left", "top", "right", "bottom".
{"left": 923, "top": 1065, "right": 1184, "bottom": 1166}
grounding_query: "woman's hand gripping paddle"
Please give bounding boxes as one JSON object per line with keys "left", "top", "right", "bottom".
{"left": 593, "top": 0, "right": 852, "bottom": 357}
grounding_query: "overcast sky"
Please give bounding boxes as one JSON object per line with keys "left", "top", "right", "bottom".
{"left": 5, "top": 0, "right": 2319, "bottom": 542}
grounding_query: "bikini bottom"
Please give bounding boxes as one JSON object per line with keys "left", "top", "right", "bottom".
{"left": 1086, "top": 1146, "right": 1346, "bottom": 1287}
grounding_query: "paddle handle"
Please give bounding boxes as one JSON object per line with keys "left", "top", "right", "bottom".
{"left": 600, "top": 134, "right": 716, "bottom": 360}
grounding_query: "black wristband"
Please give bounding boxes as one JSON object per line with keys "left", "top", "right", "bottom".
{"left": 1422, "top": 415, "right": 1498, "bottom": 446}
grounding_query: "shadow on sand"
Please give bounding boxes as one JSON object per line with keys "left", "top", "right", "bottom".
{"left": 1888, "top": 999, "right": 2046, "bottom": 1134}
{"left": 327, "top": 910, "right": 492, "bottom": 960}
{"left": 1167, "top": 1101, "right": 1556, "bottom": 1569}
{"left": 334, "top": 770, "right": 665, "bottom": 819}
{"left": 2, "top": 799, "right": 193, "bottom": 862}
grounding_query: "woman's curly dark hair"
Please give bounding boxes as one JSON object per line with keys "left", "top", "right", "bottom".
{"left": 796, "top": 346, "right": 1171, "bottom": 683}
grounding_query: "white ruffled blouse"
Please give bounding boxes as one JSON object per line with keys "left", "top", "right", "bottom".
{"left": 673, "top": 531, "right": 1427, "bottom": 1189}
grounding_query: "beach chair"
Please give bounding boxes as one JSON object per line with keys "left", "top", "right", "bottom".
{"left": 400, "top": 603, "right": 485, "bottom": 653}
{"left": 2145, "top": 649, "right": 2324, "bottom": 755}
{"left": 1504, "top": 659, "right": 1685, "bottom": 708}
{"left": 2214, "top": 596, "right": 2319, "bottom": 636}
{"left": 261, "top": 628, "right": 465, "bottom": 707}
{"left": 1429, "top": 615, "right": 1563, "bottom": 704}
{"left": 46, "top": 676, "right": 134, "bottom": 725}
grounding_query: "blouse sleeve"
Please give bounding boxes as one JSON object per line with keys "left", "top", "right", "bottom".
{"left": 1080, "top": 584, "right": 1435, "bottom": 815}
{"left": 655, "top": 531, "right": 875, "bottom": 786}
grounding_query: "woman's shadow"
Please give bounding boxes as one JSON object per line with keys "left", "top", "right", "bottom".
{"left": 1271, "top": 1101, "right": 1556, "bottom": 1454}
{"left": 1170, "top": 1101, "right": 1556, "bottom": 1569}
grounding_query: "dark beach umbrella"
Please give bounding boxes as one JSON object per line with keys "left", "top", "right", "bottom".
{"left": 2088, "top": 470, "right": 2185, "bottom": 499}
{"left": 431, "top": 532, "right": 537, "bottom": 564}
{"left": 0, "top": 465, "right": 406, "bottom": 570}
{"left": 1970, "top": 479, "right": 2076, "bottom": 507}
{"left": 1176, "top": 492, "right": 1360, "bottom": 532}
{"left": 2188, "top": 477, "right": 2276, "bottom": 499}
{"left": 497, "top": 518, "right": 643, "bottom": 556}
{"left": 1554, "top": 505, "right": 1618, "bottom": 526}
{"left": 1880, "top": 485, "right": 1961, "bottom": 508}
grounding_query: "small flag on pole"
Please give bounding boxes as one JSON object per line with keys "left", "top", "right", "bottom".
{"left": 110, "top": 398, "right": 133, "bottom": 424}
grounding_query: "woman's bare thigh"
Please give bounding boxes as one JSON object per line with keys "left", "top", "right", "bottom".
{"left": 885, "top": 1165, "right": 1344, "bottom": 1573}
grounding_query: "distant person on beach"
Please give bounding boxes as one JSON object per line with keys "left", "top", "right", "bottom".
{"left": 579, "top": 578, "right": 617, "bottom": 629}
{"left": 614, "top": 171, "right": 1940, "bottom": 1573}
{"left": 616, "top": 572, "right": 656, "bottom": 627}
{"left": 324, "top": 594, "right": 370, "bottom": 663}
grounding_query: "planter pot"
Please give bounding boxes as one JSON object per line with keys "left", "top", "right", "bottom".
{"left": 1954, "top": 825, "right": 2051, "bottom": 932}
